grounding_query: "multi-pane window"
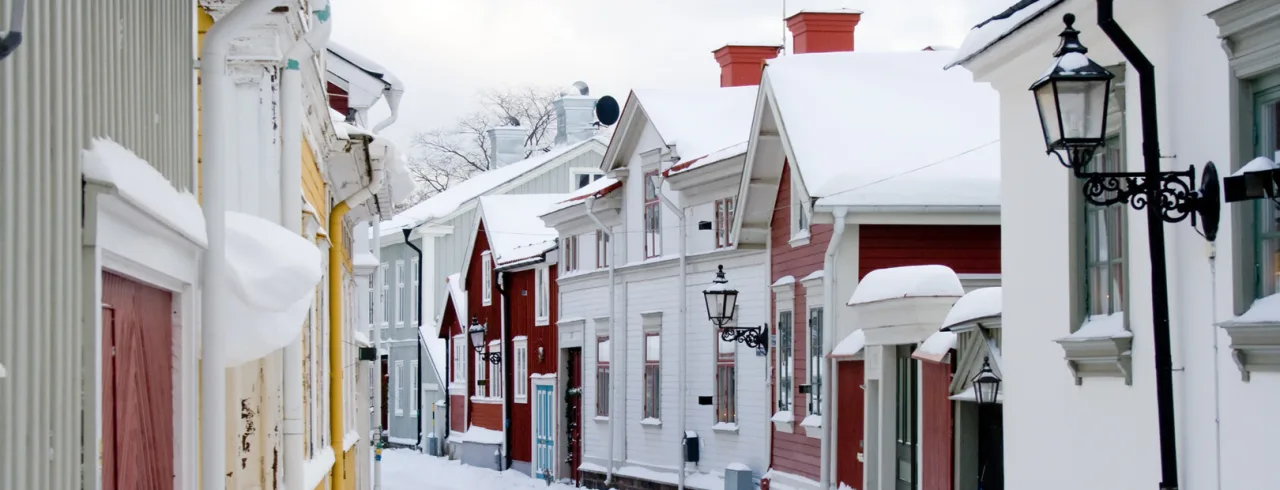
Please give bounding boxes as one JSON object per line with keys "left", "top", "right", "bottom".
{"left": 1082, "top": 136, "right": 1126, "bottom": 317}
{"left": 807, "top": 307, "right": 823, "bottom": 415}
{"left": 1253, "top": 84, "right": 1280, "bottom": 298}
{"left": 896, "top": 344, "right": 919, "bottom": 490}
{"left": 776, "top": 310, "right": 794, "bottom": 411}
{"left": 367, "top": 288, "right": 374, "bottom": 329}
{"left": 514, "top": 339, "right": 529, "bottom": 403}
{"left": 488, "top": 341, "right": 503, "bottom": 399}
{"left": 643, "top": 170, "right": 662, "bottom": 258}
{"left": 395, "top": 260, "right": 405, "bottom": 327}
{"left": 643, "top": 332, "right": 661, "bottom": 419}
{"left": 394, "top": 360, "right": 404, "bottom": 415}
{"left": 563, "top": 236, "right": 579, "bottom": 273}
{"left": 596, "top": 336, "right": 611, "bottom": 416}
{"left": 410, "top": 257, "right": 420, "bottom": 326}
{"left": 452, "top": 335, "right": 467, "bottom": 385}
{"left": 379, "top": 264, "right": 390, "bottom": 328}
{"left": 714, "top": 197, "right": 736, "bottom": 249}
{"left": 574, "top": 170, "right": 605, "bottom": 190}
{"left": 410, "top": 360, "right": 418, "bottom": 417}
{"left": 596, "top": 230, "right": 610, "bottom": 268}
{"left": 716, "top": 338, "right": 736, "bottom": 424}
{"left": 535, "top": 267, "right": 550, "bottom": 323}
{"left": 481, "top": 251, "right": 493, "bottom": 306}
{"left": 474, "top": 351, "right": 486, "bottom": 397}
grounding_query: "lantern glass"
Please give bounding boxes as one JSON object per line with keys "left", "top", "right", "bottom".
{"left": 972, "top": 358, "right": 1001, "bottom": 405}
{"left": 1030, "top": 13, "right": 1116, "bottom": 168}
{"left": 702, "top": 265, "right": 739, "bottom": 327}
{"left": 468, "top": 320, "right": 486, "bottom": 350}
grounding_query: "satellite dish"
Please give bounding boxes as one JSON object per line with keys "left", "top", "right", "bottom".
{"left": 571, "top": 81, "right": 590, "bottom": 96}
{"left": 595, "top": 95, "right": 620, "bottom": 126}
{"left": 505, "top": 116, "right": 521, "bottom": 127}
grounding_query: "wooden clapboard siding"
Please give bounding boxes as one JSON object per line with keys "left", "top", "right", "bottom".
{"left": 836, "top": 361, "right": 866, "bottom": 489}
{"left": 857, "top": 225, "right": 1001, "bottom": 278}
{"left": 507, "top": 265, "right": 560, "bottom": 465}
{"left": 921, "top": 361, "right": 954, "bottom": 490}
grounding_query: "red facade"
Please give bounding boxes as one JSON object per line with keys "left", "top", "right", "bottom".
{"left": 464, "top": 224, "right": 503, "bottom": 432}
{"left": 504, "top": 265, "right": 559, "bottom": 465}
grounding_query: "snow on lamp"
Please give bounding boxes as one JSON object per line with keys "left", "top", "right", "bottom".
{"left": 972, "top": 356, "right": 1001, "bottom": 406}
{"left": 702, "top": 265, "right": 738, "bottom": 328}
{"left": 1030, "top": 13, "right": 1114, "bottom": 170}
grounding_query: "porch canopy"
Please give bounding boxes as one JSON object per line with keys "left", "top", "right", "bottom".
{"left": 914, "top": 286, "right": 1003, "bottom": 363}
{"left": 844, "top": 265, "right": 964, "bottom": 348}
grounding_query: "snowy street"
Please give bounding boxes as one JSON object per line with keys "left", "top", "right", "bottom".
{"left": 378, "top": 450, "right": 578, "bottom": 490}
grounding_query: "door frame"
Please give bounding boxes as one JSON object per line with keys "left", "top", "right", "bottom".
{"left": 530, "top": 375, "right": 558, "bottom": 480}
{"left": 84, "top": 182, "right": 203, "bottom": 490}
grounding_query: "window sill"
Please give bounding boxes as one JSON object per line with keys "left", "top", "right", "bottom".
{"left": 800, "top": 414, "right": 823, "bottom": 439}
{"left": 394, "top": 410, "right": 405, "bottom": 417}
{"left": 535, "top": 317, "right": 550, "bottom": 327}
{"left": 788, "top": 232, "right": 810, "bottom": 248}
{"left": 1056, "top": 329, "right": 1133, "bottom": 385}
{"left": 515, "top": 396, "right": 528, "bottom": 404}
{"left": 711, "top": 422, "right": 739, "bottom": 434}
{"left": 639, "top": 418, "right": 663, "bottom": 427}
{"left": 470, "top": 396, "right": 502, "bottom": 404}
{"left": 593, "top": 416, "right": 610, "bottom": 423}
{"left": 1218, "top": 317, "right": 1280, "bottom": 382}
{"left": 771, "top": 410, "right": 794, "bottom": 433}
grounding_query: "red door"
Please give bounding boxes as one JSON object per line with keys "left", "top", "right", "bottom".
{"left": 565, "top": 348, "right": 583, "bottom": 484}
{"left": 837, "top": 361, "right": 866, "bottom": 490}
{"left": 101, "top": 272, "right": 175, "bottom": 490}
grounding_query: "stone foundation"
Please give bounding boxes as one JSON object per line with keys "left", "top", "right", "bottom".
{"left": 581, "top": 470, "right": 681, "bottom": 490}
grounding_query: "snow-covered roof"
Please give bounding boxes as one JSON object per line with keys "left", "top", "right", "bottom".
{"left": 418, "top": 325, "right": 447, "bottom": 384}
{"left": 762, "top": 50, "right": 1000, "bottom": 208}
{"left": 446, "top": 272, "right": 468, "bottom": 327}
{"left": 945, "top": 0, "right": 1063, "bottom": 69}
{"left": 942, "top": 287, "right": 1003, "bottom": 329}
{"left": 328, "top": 109, "right": 417, "bottom": 213}
{"left": 663, "top": 141, "right": 749, "bottom": 178}
{"left": 478, "top": 194, "right": 570, "bottom": 267}
{"left": 543, "top": 175, "right": 622, "bottom": 215}
{"left": 81, "top": 138, "right": 208, "bottom": 247}
{"left": 913, "top": 331, "right": 958, "bottom": 363}
{"left": 829, "top": 330, "right": 866, "bottom": 359}
{"left": 381, "top": 135, "right": 607, "bottom": 236}
{"left": 352, "top": 330, "right": 372, "bottom": 348}
{"left": 328, "top": 41, "right": 404, "bottom": 90}
{"left": 847, "top": 265, "right": 965, "bottom": 306}
{"left": 629, "top": 86, "right": 758, "bottom": 168}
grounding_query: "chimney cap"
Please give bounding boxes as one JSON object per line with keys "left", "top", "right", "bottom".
{"left": 785, "top": 8, "right": 864, "bottom": 20}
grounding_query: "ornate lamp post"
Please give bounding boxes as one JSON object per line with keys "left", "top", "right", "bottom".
{"left": 469, "top": 316, "right": 501, "bottom": 365}
{"left": 1030, "top": 8, "right": 1223, "bottom": 490}
{"left": 702, "top": 265, "right": 767, "bottom": 350}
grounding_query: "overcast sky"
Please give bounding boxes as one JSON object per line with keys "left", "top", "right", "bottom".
{"left": 329, "top": 0, "right": 1011, "bottom": 152}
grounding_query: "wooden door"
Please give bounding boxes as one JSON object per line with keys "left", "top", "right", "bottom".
{"left": 534, "top": 384, "right": 556, "bottom": 480}
{"left": 564, "top": 348, "right": 583, "bottom": 484}
{"left": 101, "top": 272, "right": 175, "bottom": 490}
{"left": 837, "top": 361, "right": 865, "bottom": 490}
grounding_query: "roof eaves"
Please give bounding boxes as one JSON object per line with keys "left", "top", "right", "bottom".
{"left": 944, "top": 0, "right": 1065, "bottom": 69}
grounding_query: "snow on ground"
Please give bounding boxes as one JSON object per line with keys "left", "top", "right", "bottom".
{"left": 378, "top": 449, "right": 579, "bottom": 490}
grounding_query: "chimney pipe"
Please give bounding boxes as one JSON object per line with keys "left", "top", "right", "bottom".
{"left": 552, "top": 93, "right": 598, "bottom": 145}
{"left": 786, "top": 9, "right": 862, "bottom": 54}
{"left": 712, "top": 44, "right": 781, "bottom": 87}
{"left": 486, "top": 126, "right": 527, "bottom": 169}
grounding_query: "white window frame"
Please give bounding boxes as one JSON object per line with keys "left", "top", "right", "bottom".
{"left": 791, "top": 177, "right": 812, "bottom": 246}
{"left": 394, "top": 360, "right": 404, "bottom": 416}
{"left": 535, "top": 267, "right": 550, "bottom": 326}
{"left": 451, "top": 335, "right": 467, "bottom": 391}
{"left": 474, "top": 351, "right": 486, "bottom": 397}
{"left": 514, "top": 338, "right": 529, "bottom": 403}
{"left": 776, "top": 309, "right": 795, "bottom": 413}
{"left": 488, "top": 340, "right": 503, "bottom": 399}
{"left": 395, "top": 260, "right": 405, "bottom": 327}
{"left": 596, "top": 230, "right": 610, "bottom": 268}
{"left": 563, "top": 235, "right": 579, "bottom": 273}
{"left": 379, "top": 263, "right": 389, "bottom": 328}
{"left": 481, "top": 251, "right": 493, "bottom": 306}
{"left": 410, "top": 257, "right": 420, "bottom": 326}
{"left": 570, "top": 167, "right": 606, "bottom": 190}
{"left": 410, "top": 360, "right": 419, "bottom": 417}
{"left": 596, "top": 335, "right": 611, "bottom": 417}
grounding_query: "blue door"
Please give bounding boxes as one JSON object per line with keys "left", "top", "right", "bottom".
{"left": 534, "top": 384, "right": 555, "bottom": 480}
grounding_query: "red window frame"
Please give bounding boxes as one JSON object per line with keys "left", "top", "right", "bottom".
{"left": 643, "top": 170, "right": 661, "bottom": 259}
{"left": 714, "top": 197, "right": 736, "bottom": 249}
{"left": 596, "top": 336, "right": 610, "bottom": 416}
{"left": 643, "top": 332, "right": 661, "bottom": 419}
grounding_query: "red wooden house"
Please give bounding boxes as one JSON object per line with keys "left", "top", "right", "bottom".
{"left": 732, "top": 10, "right": 1003, "bottom": 490}
{"left": 439, "top": 194, "right": 567, "bottom": 478}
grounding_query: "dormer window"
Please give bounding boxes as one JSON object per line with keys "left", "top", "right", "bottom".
{"left": 791, "top": 178, "right": 812, "bottom": 245}
{"left": 572, "top": 168, "right": 606, "bottom": 190}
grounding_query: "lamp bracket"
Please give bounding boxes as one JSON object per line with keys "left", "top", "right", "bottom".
{"left": 1075, "top": 162, "right": 1220, "bottom": 241}
{"left": 481, "top": 352, "right": 502, "bottom": 365}
{"left": 719, "top": 324, "right": 769, "bottom": 351}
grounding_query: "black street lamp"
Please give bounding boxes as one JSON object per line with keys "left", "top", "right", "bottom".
{"left": 1029, "top": 8, "right": 1222, "bottom": 490}
{"left": 972, "top": 357, "right": 1001, "bottom": 406}
{"left": 702, "top": 265, "right": 768, "bottom": 350}
{"left": 469, "top": 316, "right": 501, "bottom": 365}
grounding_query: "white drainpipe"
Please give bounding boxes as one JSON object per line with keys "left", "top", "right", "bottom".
{"left": 199, "top": 1, "right": 277, "bottom": 489}
{"left": 819, "top": 206, "right": 847, "bottom": 489}
{"left": 584, "top": 195, "right": 616, "bottom": 483}
{"left": 281, "top": 4, "right": 332, "bottom": 490}
{"left": 653, "top": 165, "right": 687, "bottom": 490}
{"left": 372, "top": 219, "right": 385, "bottom": 490}
{"left": 373, "top": 87, "right": 403, "bottom": 133}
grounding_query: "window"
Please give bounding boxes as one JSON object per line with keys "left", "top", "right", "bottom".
{"left": 896, "top": 344, "right": 919, "bottom": 490}
{"left": 596, "top": 230, "right": 610, "bottom": 268}
{"left": 514, "top": 338, "right": 529, "bottom": 403}
{"left": 573, "top": 170, "right": 605, "bottom": 190}
{"left": 807, "top": 307, "right": 823, "bottom": 415}
{"left": 410, "top": 360, "right": 419, "bottom": 417}
{"left": 714, "top": 197, "right": 736, "bottom": 249}
{"left": 643, "top": 170, "right": 662, "bottom": 258}
{"left": 596, "top": 336, "right": 611, "bottom": 416}
{"left": 1253, "top": 83, "right": 1280, "bottom": 299}
{"left": 379, "top": 264, "right": 390, "bottom": 328}
{"left": 367, "top": 287, "right": 374, "bottom": 329}
{"left": 643, "top": 332, "right": 661, "bottom": 420}
{"left": 792, "top": 182, "right": 810, "bottom": 239}
{"left": 776, "top": 310, "right": 794, "bottom": 412}
{"left": 563, "top": 236, "right": 579, "bottom": 273}
{"left": 395, "top": 260, "right": 405, "bottom": 327}
{"left": 535, "top": 267, "right": 550, "bottom": 325}
{"left": 474, "top": 351, "right": 487, "bottom": 397}
{"left": 452, "top": 335, "right": 467, "bottom": 386}
{"left": 394, "top": 360, "right": 404, "bottom": 416}
{"left": 410, "top": 257, "right": 420, "bottom": 326}
{"left": 716, "top": 337, "right": 736, "bottom": 424}
{"left": 488, "top": 341, "right": 503, "bottom": 399}
{"left": 1081, "top": 136, "right": 1126, "bottom": 318}
{"left": 481, "top": 251, "right": 493, "bottom": 306}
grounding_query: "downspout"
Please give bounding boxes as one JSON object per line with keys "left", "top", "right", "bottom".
{"left": 497, "top": 271, "right": 514, "bottom": 470}
{"left": 372, "top": 220, "right": 385, "bottom": 490}
{"left": 330, "top": 142, "right": 386, "bottom": 485}
{"left": 654, "top": 168, "right": 687, "bottom": 490}
{"left": 199, "top": 2, "right": 278, "bottom": 489}
{"left": 0, "top": 0, "right": 25, "bottom": 61}
{"left": 584, "top": 195, "right": 616, "bottom": 483}
{"left": 373, "top": 87, "right": 404, "bottom": 133}
{"left": 282, "top": 5, "right": 332, "bottom": 490}
{"left": 819, "top": 206, "right": 848, "bottom": 490}
{"left": 402, "top": 229, "right": 424, "bottom": 449}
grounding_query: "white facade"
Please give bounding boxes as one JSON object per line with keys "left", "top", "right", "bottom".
{"left": 953, "top": 0, "right": 1280, "bottom": 489}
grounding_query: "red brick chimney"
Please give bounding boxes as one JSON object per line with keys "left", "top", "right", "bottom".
{"left": 712, "top": 44, "right": 782, "bottom": 87}
{"left": 785, "top": 9, "right": 862, "bottom": 54}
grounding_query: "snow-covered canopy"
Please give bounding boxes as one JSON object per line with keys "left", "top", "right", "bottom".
{"left": 328, "top": 41, "right": 404, "bottom": 90}
{"left": 913, "top": 331, "right": 958, "bottom": 363}
{"left": 611, "top": 86, "right": 757, "bottom": 171}
{"left": 81, "top": 138, "right": 208, "bottom": 247}
{"left": 478, "top": 194, "right": 570, "bottom": 268}
{"left": 946, "top": 0, "right": 1062, "bottom": 69}
{"left": 223, "top": 211, "right": 324, "bottom": 367}
{"left": 942, "top": 286, "right": 1003, "bottom": 329}
{"left": 352, "top": 330, "right": 372, "bottom": 348}
{"left": 829, "top": 330, "right": 867, "bottom": 359}
{"left": 847, "top": 265, "right": 965, "bottom": 306}
{"left": 382, "top": 136, "right": 607, "bottom": 237}
{"left": 763, "top": 50, "right": 1000, "bottom": 209}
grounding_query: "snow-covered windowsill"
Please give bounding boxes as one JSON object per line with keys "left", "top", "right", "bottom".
{"left": 771, "top": 410, "right": 794, "bottom": 433}
{"left": 470, "top": 396, "right": 502, "bottom": 404}
{"left": 639, "top": 418, "right": 663, "bottom": 428}
{"left": 711, "top": 422, "right": 739, "bottom": 434}
{"left": 788, "top": 230, "right": 811, "bottom": 248}
{"left": 1056, "top": 312, "right": 1133, "bottom": 385}
{"left": 535, "top": 316, "right": 549, "bottom": 327}
{"left": 1219, "top": 293, "right": 1280, "bottom": 381}
{"left": 593, "top": 415, "right": 610, "bottom": 423}
{"left": 799, "top": 414, "right": 823, "bottom": 439}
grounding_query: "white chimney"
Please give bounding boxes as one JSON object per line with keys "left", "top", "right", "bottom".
{"left": 486, "top": 125, "right": 527, "bottom": 168}
{"left": 553, "top": 82, "right": 599, "bottom": 145}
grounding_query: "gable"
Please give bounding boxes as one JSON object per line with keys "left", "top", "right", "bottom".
{"left": 732, "top": 82, "right": 792, "bottom": 246}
